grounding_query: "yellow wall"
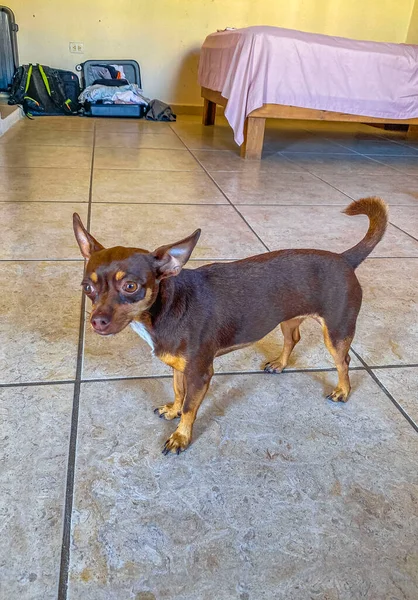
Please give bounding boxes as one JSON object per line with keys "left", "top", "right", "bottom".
{"left": 407, "top": 0, "right": 418, "bottom": 42}
{"left": 7, "top": 0, "right": 416, "bottom": 105}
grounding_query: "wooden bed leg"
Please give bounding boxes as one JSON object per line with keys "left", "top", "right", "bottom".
{"left": 407, "top": 125, "right": 418, "bottom": 140}
{"left": 241, "top": 117, "right": 266, "bottom": 159}
{"left": 202, "top": 99, "right": 216, "bottom": 126}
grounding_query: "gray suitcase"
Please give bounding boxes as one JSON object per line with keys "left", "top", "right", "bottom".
{"left": 76, "top": 59, "right": 147, "bottom": 118}
{"left": 0, "top": 6, "right": 19, "bottom": 91}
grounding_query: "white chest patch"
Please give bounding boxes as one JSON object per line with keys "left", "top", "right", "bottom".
{"left": 130, "top": 321, "right": 155, "bottom": 354}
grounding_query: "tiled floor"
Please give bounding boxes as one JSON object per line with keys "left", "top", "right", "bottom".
{"left": 1, "top": 115, "right": 418, "bottom": 600}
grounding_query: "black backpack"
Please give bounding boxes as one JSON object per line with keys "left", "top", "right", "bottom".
{"left": 8, "top": 63, "right": 80, "bottom": 116}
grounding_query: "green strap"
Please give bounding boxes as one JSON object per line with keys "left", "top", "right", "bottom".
{"left": 38, "top": 64, "right": 52, "bottom": 96}
{"left": 24, "top": 64, "right": 33, "bottom": 93}
{"left": 24, "top": 95, "right": 40, "bottom": 105}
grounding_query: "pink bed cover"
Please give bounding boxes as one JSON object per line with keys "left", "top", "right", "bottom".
{"left": 198, "top": 26, "right": 418, "bottom": 145}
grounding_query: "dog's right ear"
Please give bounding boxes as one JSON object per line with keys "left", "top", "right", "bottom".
{"left": 73, "top": 213, "right": 104, "bottom": 259}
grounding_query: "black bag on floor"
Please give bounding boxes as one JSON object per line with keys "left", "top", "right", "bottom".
{"left": 8, "top": 63, "right": 80, "bottom": 116}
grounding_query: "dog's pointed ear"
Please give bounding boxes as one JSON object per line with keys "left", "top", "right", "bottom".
{"left": 152, "top": 229, "right": 201, "bottom": 279}
{"left": 73, "top": 213, "right": 104, "bottom": 259}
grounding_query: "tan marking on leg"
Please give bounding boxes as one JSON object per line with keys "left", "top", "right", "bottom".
{"left": 323, "top": 324, "right": 352, "bottom": 402}
{"left": 90, "top": 272, "right": 98, "bottom": 283}
{"left": 155, "top": 369, "right": 185, "bottom": 420}
{"left": 264, "top": 317, "right": 304, "bottom": 373}
{"left": 158, "top": 353, "right": 186, "bottom": 372}
{"left": 115, "top": 271, "right": 126, "bottom": 281}
{"left": 163, "top": 365, "right": 213, "bottom": 455}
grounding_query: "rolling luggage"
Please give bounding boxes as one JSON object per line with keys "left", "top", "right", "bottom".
{"left": 0, "top": 6, "right": 19, "bottom": 91}
{"left": 77, "top": 59, "right": 147, "bottom": 118}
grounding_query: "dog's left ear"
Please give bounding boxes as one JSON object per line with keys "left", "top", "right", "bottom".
{"left": 152, "top": 229, "right": 201, "bottom": 279}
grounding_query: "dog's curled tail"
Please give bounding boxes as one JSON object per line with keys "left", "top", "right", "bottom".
{"left": 341, "top": 197, "right": 389, "bottom": 269}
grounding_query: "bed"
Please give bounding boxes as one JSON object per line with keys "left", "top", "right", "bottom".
{"left": 198, "top": 26, "right": 418, "bottom": 159}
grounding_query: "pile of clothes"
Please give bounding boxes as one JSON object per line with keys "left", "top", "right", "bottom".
{"left": 78, "top": 64, "right": 176, "bottom": 121}
{"left": 79, "top": 64, "right": 149, "bottom": 106}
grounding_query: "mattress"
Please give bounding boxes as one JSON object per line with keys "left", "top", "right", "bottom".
{"left": 198, "top": 26, "right": 418, "bottom": 145}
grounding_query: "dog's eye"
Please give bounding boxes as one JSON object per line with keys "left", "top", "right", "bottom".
{"left": 122, "top": 281, "right": 138, "bottom": 294}
{"left": 83, "top": 283, "right": 94, "bottom": 294}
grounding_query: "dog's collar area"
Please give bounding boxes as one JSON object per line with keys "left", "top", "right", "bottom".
{"left": 130, "top": 320, "right": 155, "bottom": 354}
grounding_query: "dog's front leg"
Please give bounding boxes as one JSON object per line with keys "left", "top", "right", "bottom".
{"left": 154, "top": 369, "right": 185, "bottom": 420}
{"left": 163, "top": 363, "right": 214, "bottom": 455}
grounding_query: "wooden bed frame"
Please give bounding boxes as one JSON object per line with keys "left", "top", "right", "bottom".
{"left": 201, "top": 86, "right": 418, "bottom": 160}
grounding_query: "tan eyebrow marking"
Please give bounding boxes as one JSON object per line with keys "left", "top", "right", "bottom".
{"left": 90, "top": 272, "right": 98, "bottom": 283}
{"left": 115, "top": 271, "right": 126, "bottom": 281}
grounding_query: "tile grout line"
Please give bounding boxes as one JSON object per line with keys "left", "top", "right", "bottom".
{"left": 4, "top": 361, "right": 418, "bottom": 389}
{"left": 389, "top": 222, "right": 418, "bottom": 244}
{"left": 278, "top": 148, "right": 418, "bottom": 180}
{"left": 350, "top": 347, "right": 418, "bottom": 434}
{"left": 57, "top": 120, "right": 96, "bottom": 600}
{"left": 168, "top": 124, "right": 271, "bottom": 252}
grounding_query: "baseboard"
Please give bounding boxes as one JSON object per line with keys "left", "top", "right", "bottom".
{"left": 0, "top": 104, "right": 23, "bottom": 136}
{"left": 171, "top": 103, "right": 224, "bottom": 116}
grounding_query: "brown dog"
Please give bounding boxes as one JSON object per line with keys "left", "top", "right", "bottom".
{"left": 73, "top": 197, "right": 388, "bottom": 454}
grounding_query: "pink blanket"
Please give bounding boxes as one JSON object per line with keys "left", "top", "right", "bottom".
{"left": 198, "top": 26, "right": 418, "bottom": 145}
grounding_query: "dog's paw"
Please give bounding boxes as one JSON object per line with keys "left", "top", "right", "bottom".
{"left": 162, "top": 431, "right": 191, "bottom": 455}
{"left": 153, "top": 403, "right": 181, "bottom": 420}
{"left": 326, "top": 387, "right": 350, "bottom": 403}
{"left": 264, "top": 360, "right": 286, "bottom": 374}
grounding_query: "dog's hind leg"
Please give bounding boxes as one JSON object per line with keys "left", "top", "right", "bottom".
{"left": 322, "top": 323, "right": 354, "bottom": 402}
{"left": 264, "top": 317, "right": 304, "bottom": 373}
{"left": 154, "top": 369, "right": 185, "bottom": 420}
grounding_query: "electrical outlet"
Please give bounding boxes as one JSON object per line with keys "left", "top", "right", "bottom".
{"left": 69, "top": 42, "right": 84, "bottom": 54}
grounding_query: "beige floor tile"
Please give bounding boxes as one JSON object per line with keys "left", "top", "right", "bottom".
{"left": 0, "top": 126, "right": 94, "bottom": 147}
{"left": 212, "top": 171, "right": 350, "bottom": 205}
{"left": 353, "top": 259, "right": 418, "bottom": 366}
{"left": 389, "top": 206, "right": 418, "bottom": 239}
{"left": 94, "top": 147, "right": 200, "bottom": 171}
{"left": 0, "top": 384, "right": 73, "bottom": 599}
{"left": 0, "top": 167, "right": 91, "bottom": 202}
{"left": 176, "top": 132, "right": 238, "bottom": 151}
{"left": 192, "top": 149, "right": 304, "bottom": 173}
{"left": 323, "top": 136, "right": 418, "bottom": 156}
{"left": 0, "top": 262, "right": 81, "bottom": 383}
{"left": 94, "top": 119, "right": 172, "bottom": 133}
{"left": 90, "top": 204, "right": 266, "bottom": 259}
{"left": 239, "top": 205, "right": 418, "bottom": 257}
{"left": 318, "top": 172, "right": 418, "bottom": 205}
{"left": 373, "top": 367, "right": 418, "bottom": 424}
{"left": 264, "top": 134, "right": 355, "bottom": 154}
{"left": 95, "top": 131, "right": 184, "bottom": 149}
{"left": 364, "top": 155, "right": 418, "bottom": 175}
{"left": 180, "top": 128, "right": 350, "bottom": 154}
{"left": 0, "top": 202, "right": 88, "bottom": 259}
{"left": 282, "top": 153, "right": 397, "bottom": 176}
{"left": 69, "top": 372, "right": 418, "bottom": 599}
{"left": 92, "top": 170, "right": 226, "bottom": 204}
{"left": 0, "top": 145, "right": 92, "bottom": 169}
{"left": 14, "top": 116, "right": 95, "bottom": 131}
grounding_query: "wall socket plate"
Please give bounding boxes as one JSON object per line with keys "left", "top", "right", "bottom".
{"left": 69, "top": 42, "right": 84, "bottom": 54}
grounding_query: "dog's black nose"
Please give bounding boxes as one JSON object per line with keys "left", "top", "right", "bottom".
{"left": 91, "top": 314, "right": 111, "bottom": 333}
